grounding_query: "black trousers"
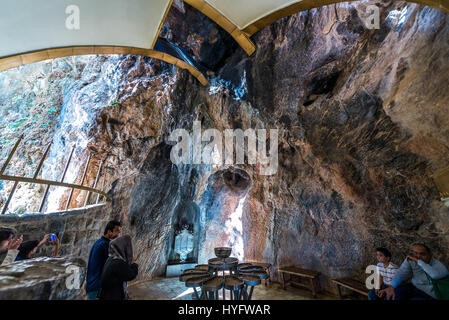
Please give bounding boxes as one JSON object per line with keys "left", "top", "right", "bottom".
{"left": 394, "top": 283, "right": 435, "bottom": 300}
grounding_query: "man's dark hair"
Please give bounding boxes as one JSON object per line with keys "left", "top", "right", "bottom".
{"left": 376, "top": 247, "right": 392, "bottom": 258}
{"left": 17, "top": 240, "right": 39, "bottom": 258}
{"left": 413, "top": 243, "right": 432, "bottom": 255}
{"left": 104, "top": 220, "right": 121, "bottom": 235}
{"left": 0, "top": 227, "right": 16, "bottom": 242}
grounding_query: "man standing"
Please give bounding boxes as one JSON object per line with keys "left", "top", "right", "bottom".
{"left": 381, "top": 243, "right": 449, "bottom": 300}
{"left": 86, "top": 220, "right": 121, "bottom": 300}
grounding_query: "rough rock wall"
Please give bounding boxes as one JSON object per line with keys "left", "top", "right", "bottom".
{"left": 0, "top": 257, "right": 86, "bottom": 300}
{"left": 1, "top": 0, "right": 449, "bottom": 294}
{"left": 0, "top": 204, "right": 109, "bottom": 263}
{"left": 222, "top": 1, "right": 449, "bottom": 289}
{"left": 98, "top": 1, "right": 449, "bottom": 288}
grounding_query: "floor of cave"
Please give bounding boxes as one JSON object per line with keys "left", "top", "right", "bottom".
{"left": 127, "top": 278, "right": 338, "bottom": 300}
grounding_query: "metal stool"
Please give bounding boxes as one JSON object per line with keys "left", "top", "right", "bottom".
{"left": 185, "top": 274, "right": 212, "bottom": 300}
{"left": 224, "top": 276, "right": 244, "bottom": 300}
{"left": 241, "top": 274, "right": 261, "bottom": 300}
{"left": 201, "top": 276, "right": 223, "bottom": 300}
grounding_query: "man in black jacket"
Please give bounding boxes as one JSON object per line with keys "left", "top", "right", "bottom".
{"left": 86, "top": 220, "right": 121, "bottom": 300}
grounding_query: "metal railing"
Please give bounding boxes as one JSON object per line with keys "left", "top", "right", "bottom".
{"left": 0, "top": 135, "right": 108, "bottom": 214}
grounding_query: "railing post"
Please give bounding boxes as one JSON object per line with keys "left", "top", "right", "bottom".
{"left": 0, "top": 135, "right": 24, "bottom": 176}
{"left": 0, "top": 135, "right": 25, "bottom": 215}
{"left": 1, "top": 141, "right": 52, "bottom": 215}
{"left": 66, "top": 153, "right": 91, "bottom": 210}
{"left": 39, "top": 145, "right": 75, "bottom": 213}
{"left": 85, "top": 158, "right": 103, "bottom": 207}
{"left": 96, "top": 176, "right": 105, "bottom": 204}
{"left": 1, "top": 181, "right": 19, "bottom": 215}
{"left": 33, "top": 142, "right": 52, "bottom": 179}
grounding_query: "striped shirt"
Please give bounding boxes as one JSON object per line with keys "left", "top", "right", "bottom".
{"left": 377, "top": 262, "right": 398, "bottom": 286}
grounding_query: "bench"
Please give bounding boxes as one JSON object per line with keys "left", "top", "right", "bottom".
{"left": 331, "top": 278, "right": 369, "bottom": 299}
{"left": 278, "top": 266, "right": 321, "bottom": 298}
{"left": 246, "top": 261, "right": 272, "bottom": 286}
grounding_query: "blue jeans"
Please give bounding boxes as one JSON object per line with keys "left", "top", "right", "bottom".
{"left": 87, "top": 290, "right": 99, "bottom": 300}
{"left": 368, "top": 284, "right": 389, "bottom": 300}
{"left": 394, "top": 283, "right": 435, "bottom": 301}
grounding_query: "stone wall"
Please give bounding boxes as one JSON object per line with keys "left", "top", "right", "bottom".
{"left": 0, "top": 204, "right": 109, "bottom": 264}
{"left": 0, "top": 257, "right": 86, "bottom": 300}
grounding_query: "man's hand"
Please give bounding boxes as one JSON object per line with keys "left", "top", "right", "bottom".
{"left": 381, "top": 286, "right": 395, "bottom": 300}
{"left": 406, "top": 255, "right": 418, "bottom": 263}
{"left": 132, "top": 257, "right": 135, "bottom": 264}
{"left": 377, "top": 290, "right": 386, "bottom": 298}
{"left": 51, "top": 235, "right": 60, "bottom": 257}
{"left": 38, "top": 234, "right": 50, "bottom": 247}
{"left": 8, "top": 235, "right": 23, "bottom": 250}
{"left": 51, "top": 235, "right": 60, "bottom": 247}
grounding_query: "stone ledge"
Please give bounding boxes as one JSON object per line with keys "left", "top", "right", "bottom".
{"left": 0, "top": 256, "right": 86, "bottom": 300}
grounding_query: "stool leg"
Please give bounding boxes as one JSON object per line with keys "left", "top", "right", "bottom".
{"left": 193, "top": 287, "right": 200, "bottom": 300}
{"left": 248, "top": 286, "right": 255, "bottom": 300}
{"left": 242, "top": 285, "right": 248, "bottom": 300}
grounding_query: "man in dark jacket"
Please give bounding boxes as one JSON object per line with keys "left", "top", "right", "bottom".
{"left": 86, "top": 220, "right": 121, "bottom": 300}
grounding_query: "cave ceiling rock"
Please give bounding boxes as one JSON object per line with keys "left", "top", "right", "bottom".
{"left": 185, "top": 0, "right": 449, "bottom": 54}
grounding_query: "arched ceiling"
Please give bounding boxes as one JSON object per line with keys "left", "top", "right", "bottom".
{"left": 0, "top": 0, "right": 207, "bottom": 85}
{"left": 185, "top": 0, "right": 449, "bottom": 52}
{"left": 2, "top": 0, "right": 448, "bottom": 86}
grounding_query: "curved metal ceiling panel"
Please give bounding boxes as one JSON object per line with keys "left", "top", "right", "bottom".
{"left": 0, "top": 0, "right": 172, "bottom": 58}
{"left": 205, "top": 0, "right": 302, "bottom": 30}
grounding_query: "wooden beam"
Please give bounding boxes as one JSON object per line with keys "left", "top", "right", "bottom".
{"left": 0, "top": 46, "right": 209, "bottom": 86}
{"left": 0, "top": 135, "right": 24, "bottom": 176}
{"left": 0, "top": 175, "right": 108, "bottom": 198}
{"left": 242, "top": 0, "right": 449, "bottom": 36}
{"left": 84, "top": 158, "right": 103, "bottom": 207}
{"left": 184, "top": 0, "right": 256, "bottom": 56}
{"left": 39, "top": 145, "right": 75, "bottom": 213}
{"left": 66, "top": 153, "right": 91, "bottom": 210}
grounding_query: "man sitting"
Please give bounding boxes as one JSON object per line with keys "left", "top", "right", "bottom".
{"left": 381, "top": 243, "right": 449, "bottom": 300}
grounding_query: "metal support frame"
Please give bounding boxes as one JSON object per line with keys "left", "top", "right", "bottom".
{"left": 1, "top": 141, "right": 52, "bottom": 215}
{"left": 66, "top": 153, "right": 91, "bottom": 210}
{"left": 0, "top": 136, "right": 107, "bottom": 215}
{"left": 85, "top": 159, "right": 103, "bottom": 207}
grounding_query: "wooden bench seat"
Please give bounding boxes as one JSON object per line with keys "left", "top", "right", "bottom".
{"left": 278, "top": 266, "right": 321, "bottom": 297}
{"left": 332, "top": 278, "right": 369, "bottom": 299}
